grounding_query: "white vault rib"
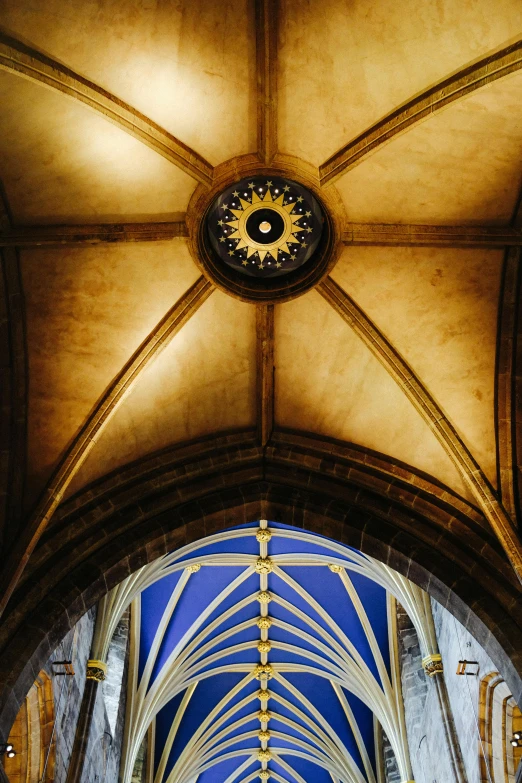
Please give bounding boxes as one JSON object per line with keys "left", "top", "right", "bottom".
{"left": 153, "top": 684, "right": 197, "bottom": 783}
{"left": 332, "top": 684, "right": 377, "bottom": 783}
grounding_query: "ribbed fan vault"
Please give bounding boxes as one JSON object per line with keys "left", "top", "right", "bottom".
{"left": 121, "top": 522, "right": 419, "bottom": 783}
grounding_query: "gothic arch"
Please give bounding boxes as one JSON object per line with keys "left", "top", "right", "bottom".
{"left": 3, "top": 670, "right": 55, "bottom": 783}
{"left": 478, "top": 671, "right": 522, "bottom": 782}
{"left": 0, "top": 429, "right": 521, "bottom": 742}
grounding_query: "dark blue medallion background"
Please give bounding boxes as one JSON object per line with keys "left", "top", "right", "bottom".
{"left": 207, "top": 177, "right": 324, "bottom": 278}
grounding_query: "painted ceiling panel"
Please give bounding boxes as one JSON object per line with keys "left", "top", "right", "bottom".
{"left": 67, "top": 291, "right": 257, "bottom": 495}
{"left": 279, "top": 0, "right": 522, "bottom": 166}
{"left": 275, "top": 290, "right": 474, "bottom": 501}
{"left": 0, "top": 73, "right": 195, "bottom": 224}
{"left": 336, "top": 71, "right": 522, "bottom": 224}
{"left": 269, "top": 569, "right": 389, "bottom": 684}
{"left": 332, "top": 246, "right": 502, "bottom": 487}
{"left": 201, "top": 588, "right": 259, "bottom": 640}
{"left": 149, "top": 568, "right": 256, "bottom": 689}
{"left": 270, "top": 756, "right": 333, "bottom": 783}
{"left": 22, "top": 240, "right": 199, "bottom": 509}
{"left": 127, "top": 524, "right": 402, "bottom": 783}
{"left": 139, "top": 571, "right": 186, "bottom": 682}
{"left": 0, "top": 0, "right": 255, "bottom": 165}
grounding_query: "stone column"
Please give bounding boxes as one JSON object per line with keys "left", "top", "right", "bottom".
{"left": 64, "top": 660, "right": 107, "bottom": 783}
{"left": 422, "top": 653, "right": 468, "bottom": 783}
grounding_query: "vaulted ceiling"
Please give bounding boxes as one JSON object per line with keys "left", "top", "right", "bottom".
{"left": 118, "top": 522, "right": 418, "bottom": 783}
{"left": 1, "top": 0, "right": 522, "bottom": 730}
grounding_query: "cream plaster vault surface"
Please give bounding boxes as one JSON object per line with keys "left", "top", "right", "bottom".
{"left": 0, "top": 0, "right": 256, "bottom": 166}
{"left": 275, "top": 291, "right": 473, "bottom": 501}
{"left": 67, "top": 291, "right": 257, "bottom": 496}
{"left": 0, "top": 73, "right": 196, "bottom": 224}
{"left": 332, "top": 246, "right": 503, "bottom": 487}
{"left": 279, "top": 0, "right": 522, "bottom": 166}
{"left": 336, "top": 71, "right": 522, "bottom": 225}
{"left": 1, "top": 0, "right": 521, "bottom": 517}
{"left": 23, "top": 241, "right": 199, "bottom": 507}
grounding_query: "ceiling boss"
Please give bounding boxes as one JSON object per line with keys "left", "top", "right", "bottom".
{"left": 207, "top": 176, "right": 324, "bottom": 278}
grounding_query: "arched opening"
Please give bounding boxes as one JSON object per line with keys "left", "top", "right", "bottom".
{"left": 3, "top": 670, "right": 55, "bottom": 783}
{"left": 1, "top": 436, "right": 521, "bottom": 748}
{"left": 116, "top": 522, "right": 417, "bottom": 783}
{"left": 1, "top": 516, "right": 521, "bottom": 783}
{"left": 479, "top": 672, "right": 522, "bottom": 782}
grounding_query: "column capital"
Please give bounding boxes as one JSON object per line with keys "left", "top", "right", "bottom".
{"left": 86, "top": 659, "right": 107, "bottom": 681}
{"left": 422, "top": 653, "right": 443, "bottom": 677}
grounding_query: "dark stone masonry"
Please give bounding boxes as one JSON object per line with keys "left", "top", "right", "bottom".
{"left": 24, "top": 606, "right": 131, "bottom": 783}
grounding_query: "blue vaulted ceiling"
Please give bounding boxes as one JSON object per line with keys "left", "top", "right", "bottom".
{"left": 124, "top": 523, "right": 407, "bottom": 783}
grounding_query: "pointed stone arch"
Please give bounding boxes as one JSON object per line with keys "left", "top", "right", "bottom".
{"left": 3, "top": 669, "right": 55, "bottom": 783}
{"left": 0, "top": 429, "right": 520, "bottom": 744}
{"left": 478, "top": 671, "right": 522, "bottom": 782}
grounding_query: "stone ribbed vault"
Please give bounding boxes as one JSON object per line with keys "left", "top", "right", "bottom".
{"left": 0, "top": 0, "right": 522, "bottom": 770}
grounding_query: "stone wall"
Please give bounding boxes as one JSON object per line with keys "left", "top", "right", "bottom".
{"left": 47, "top": 607, "right": 96, "bottom": 783}
{"left": 383, "top": 729, "right": 401, "bottom": 783}
{"left": 1, "top": 608, "right": 96, "bottom": 783}
{"left": 2, "top": 604, "right": 130, "bottom": 783}
{"left": 397, "top": 603, "right": 459, "bottom": 783}
{"left": 397, "top": 597, "right": 521, "bottom": 783}
{"left": 431, "top": 598, "right": 498, "bottom": 783}
{"left": 80, "top": 611, "right": 130, "bottom": 783}
{"left": 131, "top": 736, "right": 148, "bottom": 783}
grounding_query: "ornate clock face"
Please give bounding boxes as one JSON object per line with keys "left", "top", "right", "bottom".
{"left": 207, "top": 176, "right": 324, "bottom": 278}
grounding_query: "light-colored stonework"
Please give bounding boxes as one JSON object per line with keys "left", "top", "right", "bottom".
{"left": 1, "top": 0, "right": 520, "bottom": 598}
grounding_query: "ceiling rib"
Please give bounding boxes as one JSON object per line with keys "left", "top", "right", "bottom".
{"left": 320, "top": 39, "right": 522, "bottom": 187}
{"left": 332, "top": 682, "right": 376, "bottom": 783}
{"left": 3, "top": 221, "right": 520, "bottom": 249}
{"left": 496, "top": 248, "right": 521, "bottom": 521}
{"left": 95, "top": 527, "right": 465, "bottom": 676}
{"left": 172, "top": 698, "right": 256, "bottom": 783}
{"left": 0, "top": 33, "right": 214, "bottom": 186}
{"left": 0, "top": 221, "right": 188, "bottom": 247}
{"left": 343, "top": 223, "right": 522, "bottom": 248}
{"left": 0, "top": 186, "right": 27, "bottom": 544}
{"left": 318, "top": 275, "right": 522, "bottom": 587}
{"left": 154, "top": 685, "right": 197, "bottom": 783}
{"left": 122, "top": 573, "right": 254, "bottom": 783}
{"left": 167, "top": 678, "right": 254, "bottom": 783}
{"left": 255, "top": 0, "right": 278, "bottom": 164}
{"left": 0, "top": 276, "right": 214, "bottom": 618}
{"left": 256, "top": 304, "right": 275, "bottom": 447}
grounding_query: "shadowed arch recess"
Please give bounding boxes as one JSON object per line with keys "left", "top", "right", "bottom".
{"left": 0, "top": 429, "right": 521, "bottom": 742}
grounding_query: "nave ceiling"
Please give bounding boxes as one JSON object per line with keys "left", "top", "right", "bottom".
{"left": 103, "top": 522, "right": 428, "bottom": 783}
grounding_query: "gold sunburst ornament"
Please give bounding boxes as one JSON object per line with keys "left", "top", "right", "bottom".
{"left": 208, "top": 176, "right": 323, "bottom": 279}
{"left": 225, "top": 186, "right": 304, "bottom": 263}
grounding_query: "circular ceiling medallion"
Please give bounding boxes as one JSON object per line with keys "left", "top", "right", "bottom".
{"left": 207, "top": 177, "right": 324, "bottom": 279}
{"left": 190, "top": 162, "right": 342, "bottom": 304}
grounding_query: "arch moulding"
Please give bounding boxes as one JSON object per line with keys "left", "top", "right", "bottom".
{"left": 0, "top": 428, "right": 521, "bottom": 741}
